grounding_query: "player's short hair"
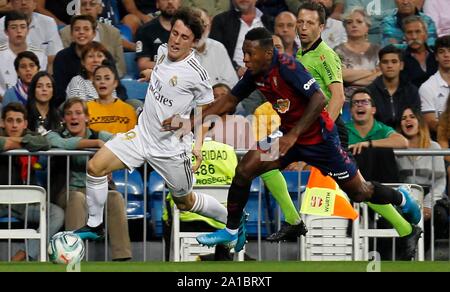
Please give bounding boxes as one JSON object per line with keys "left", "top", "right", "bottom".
{"left": 350, "top": 88, "right": 373, "bottom": 105}
{"left": 171, "top": 7, "right": 204, "bottom": 41}
{"left": 70, "top": 14, "right": 97, "bottom": 32}
{"left": 402, "top": 15, "right": 428, "bottom": 32}
{"left": 4, "top": 11, "right": 28, "bottom": 31}
{"left": 14, "top": 51, "right": 40, "bottom": 72}
{"left": 298, "top": 1, "right": 326, "bottom": 25}
{"left": 378, "top": 44, "right": 403, "bottom": 62}
{"left": 212, "top": 83, "right": 231, "bottom": 92}
{"left": 93, "top": 62, "right": 120, "bottom": 82}
{"left": 435, "top": 35, "right": 450, "bottom": 51}
{"left": 63, "top": 97, "right": 89, "bottom": 117}
{"left": 2, "top": 102, "right": 27, "bottom": 120}
{"left": 245, "top": 27, "right": 274, "bottom": 50}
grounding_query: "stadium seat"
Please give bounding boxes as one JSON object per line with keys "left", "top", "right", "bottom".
{"left": 116, "top": 24, "right": 133, "bottom": 42}
{"left": 121, "top": 79, "right": 148, "bottom": 101}
{"left": 123, "top": 52, "right": 139, "bottom": 79}
{"left": 243, "top": 178, "right": 269, "bottom": 238}
{"left": 147, "top": 171, "right": 166, "bottom": 237}
{"left": 112, "top": 169, "right": 149, "bottom": 220}
{"left": 0, "top": 185, "right": 47, "bottom": 262}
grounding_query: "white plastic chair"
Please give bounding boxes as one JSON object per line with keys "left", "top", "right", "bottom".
{"left": 171, "top": 185, "right": 245, "bottom": 262}
{"left": 352, "top": 184, "right": 425, "bottom": 261}
{"left": 0, "top": 185, "right": 47, "bottom": 262}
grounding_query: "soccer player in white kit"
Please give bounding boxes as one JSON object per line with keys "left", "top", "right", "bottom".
{"left": 74, "top": 8, "right": 228, "bottom": 241}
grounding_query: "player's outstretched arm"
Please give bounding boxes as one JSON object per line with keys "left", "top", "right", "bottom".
{"left": 279, "top": 90, "right": 326, "bottom": 156}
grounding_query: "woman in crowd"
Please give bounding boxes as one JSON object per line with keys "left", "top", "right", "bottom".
{"left": 88, "top": 64, "right": 136, "bottom": 134}
{"left": 46, "top": 97, "right": 132, "bottom": 261}
{"left": 334, "top": 7, "right": 380, "bottom": 98}
{"left": 26, "top": 72, "right": 62, "bottom": 134}
{"left": 3, "top": 51, "right": 40, "bottom": 107}
{"left": 397, "top": 107, "right": 447, "bottom": 250}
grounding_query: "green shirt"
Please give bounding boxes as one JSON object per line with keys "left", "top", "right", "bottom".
{"left": 296, "top": 38, "right": 343, "bottom": 103}
{"left": 346, "top": 120, "right": 395, "bottom": 145}
{"left": 46, "top": 129, "right": 112, "bottom": 189}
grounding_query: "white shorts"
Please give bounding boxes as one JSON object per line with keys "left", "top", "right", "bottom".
{"left": 105, "top": 128, "right": 194, "bottom": 197}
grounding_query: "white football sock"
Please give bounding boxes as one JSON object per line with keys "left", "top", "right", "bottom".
{"left": 189, "top": 191, "right": 227, "bottom": 224}
{"left": 86, "top": 173, "right": 108, "bottom": 227}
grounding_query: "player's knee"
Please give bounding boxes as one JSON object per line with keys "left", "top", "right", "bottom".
{"left": 87, "top": 159, "right": 106, "bottom": 177}
{"left": 173, "top": 195, "right": 193, "bottom": 211}
{"left": 234, "top": 164, "right": 254, "bottom": 185}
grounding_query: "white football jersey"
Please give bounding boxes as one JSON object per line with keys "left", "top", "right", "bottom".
{"left": 138, "top": 44, "right": 214, "bottom": 157}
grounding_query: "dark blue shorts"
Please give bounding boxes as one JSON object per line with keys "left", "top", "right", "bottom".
{"left": 279, "top": 125, "right": 358, "bottom": 182}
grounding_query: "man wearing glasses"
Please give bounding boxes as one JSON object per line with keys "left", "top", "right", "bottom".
{"left": 346, "top": 88, "right": 408, "bottom": 156}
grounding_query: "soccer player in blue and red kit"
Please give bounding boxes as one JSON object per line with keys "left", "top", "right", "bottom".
{"left": 163, "top": 27, "right": 423, "bottom": 259}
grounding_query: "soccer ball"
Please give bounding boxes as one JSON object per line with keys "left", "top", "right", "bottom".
{"left": 48, "top": 231, "right": 85, "bottom": 264}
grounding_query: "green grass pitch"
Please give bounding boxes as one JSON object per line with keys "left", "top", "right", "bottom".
{"left": 0, "top": 261, "right": 449, "bottom": 272}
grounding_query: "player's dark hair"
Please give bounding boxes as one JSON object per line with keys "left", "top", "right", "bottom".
{"left": 298, "top": 1, "right": 326, "bottom": 25}
{"left": 378, "top": 44, "right": 403, "bottom": 62}
{"left": 350, "top": 88, "right": 373, "bottom": 105}
{"left": 4, "top": 11, "right": 28, "bottom": 31}
{"left": 435, "top": 35, "right": 450, "bottom": 51}
{"left": 171, "top": 7, "right": 204, "bottom": 41}
{"left": 245, "top": 27, "right": 274, "bottom": 50}
{"left": 2, "top": 102, "right": 27, "bottom": 120}
{"left": 70, "top": 14, "right": 97, "bottom": 32}
{"left": 212, "top": 83, "right": 231, "bottom": 92}
{"left": 14, "top": 51, "right": 40, "bottom": 72}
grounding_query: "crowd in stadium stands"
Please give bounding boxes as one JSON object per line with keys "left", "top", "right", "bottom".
{"left": 0, "top": 0, "right": 449, "bottom": 261}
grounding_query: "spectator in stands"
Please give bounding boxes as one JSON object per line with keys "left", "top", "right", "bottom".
{"left": 286, "top": 0, "right": 344, "bottom": 20}
{"left": 26, "top": 72, "right": 61, "bottom": 134}
{"left": 419, "top": 35, "right": 450, "bottom": 139}
{"left": 437, "top": 93, "right": 450, "bottom": 192}
{"left": 192, "top": 8, "right": 238, "bottom": 88}
{"left": 310, "top": 0, "right": 347, "bottom": 49}
{"left": 400, "top": 15, "right": 438, "bottom": 89}
{"left": 36, "top": 0, "right": 72, "bottom": 26}
{"left": 0, "top": 11, "right": 47, "bottom": 100}
{"left": 334, "top": 7, "right": 380, "bottom": 99}
{"left": 296, "top": 2, "right": 347, "bottom": 147}
{"left": 256, "top": 0, "right": 288, "bottom": 20}
{"left": 381, "top": 0, "right": 437, "bottom": 50}
{"left": 121, "top": 0, "right": 157, "bottom": 36}
{"left": 210, "top": 0, "right": 273, "bottom": 77}
{"left": 274, "top": 11, "right": 298, "bottom": 57}
{"left": 66, "top": 41, "right": 113, "bottom": 101}
{"left": 210, "top": 83, "right": 255, "bottom": 150}
{"left": 0, "top": 102, "right": 63, "bottom": 262}
{"left": 59, "top": 0, "right": 126, "bottom": 76}
{"left": 367, "top": 45, "right": 421, "bottom": 129}
{"left": 397, "top": 107, "right": 446, "bottom": 226}
{"left": 344, "top": 0, "right": 396, "bottom": 44}
{"left": 88, "top": 64, "right": 136, "bottom": 134}
{"left": 47, "top": 97, "right": 132, "bottom": 261}
{"left": 2, "top": 51, "right": 40, "bottom": 107}
{"left": 182, "top": 0, "right": 230, "bottom": 18}
{"left": 53, "top": 15, "right": 97, "bottom": 106}
{"left": 0, "top": 0, "right": 62, "bottom": 73}
{"left": 423, "top": 0, "right": 450, "bottom": 37}
{"left": 135, "top": 0, "right": 182, "bottom": 74}
{"left": 346, "top": 88, "right": 408, "bottom": 155}
{"left": 0, "top": 0, "right": 11, "bottom": 16}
